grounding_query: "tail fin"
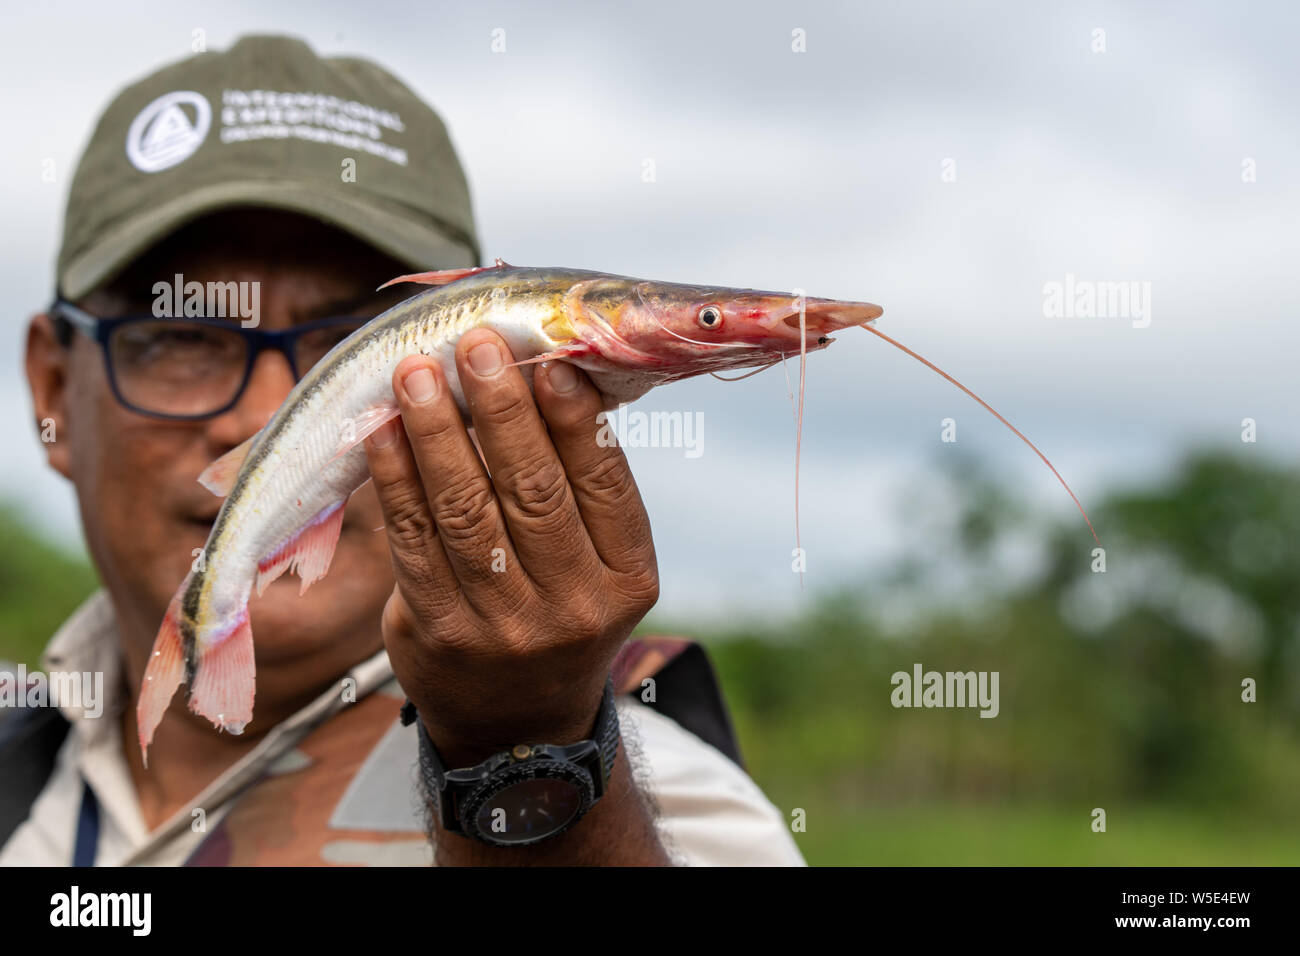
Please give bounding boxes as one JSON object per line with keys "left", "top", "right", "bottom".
{"left": 186, "top": 608, "right": 255, "bottom": 738}
{"left": 136, "top": 571, "right": 256, "bottom": 764}
{"left": 137, "top": 574, "right": 191, "bottom": 762}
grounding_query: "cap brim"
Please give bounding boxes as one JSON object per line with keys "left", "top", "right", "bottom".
{"left": 60, "top": 179, "right": 478, "bottom": 300}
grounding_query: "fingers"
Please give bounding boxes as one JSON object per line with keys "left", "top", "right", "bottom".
{"left": 381, "top": 356, "right": 530, "bottom": 618}
{"left": 532, "top": 359, "right": 658, "bottom": 594}
{"left": 363, "top": 416, "right": 461, "bottom": 620}
{"left": 454, "top": 329, "right": 604, "bottom": 592}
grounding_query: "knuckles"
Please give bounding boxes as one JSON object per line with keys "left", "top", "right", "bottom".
{"left": 431, "top": 475, "right": 500, "bottom": 546}
{"left": 543, "top": 387, "right": 600, "bottom": 431}
{"left": 470, "top": 386, "right": 534, "bottom": 431}
{"left": 576, "top": 452, "right": 636, "bottom": 504}
{"left": 505, "top": 457, "right": 573, "bottom": 527}
{"left": 612, "top": 565, "right": 661, "bottom": 617}
{"left": 386, "top": 492, "right": 437, "bottom": 553}
{"left": 553, "top": 598, "right": 610, "bottom": 645}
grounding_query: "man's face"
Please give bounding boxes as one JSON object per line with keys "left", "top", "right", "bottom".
{"left": 30, "top": 209, "right": 414, "bottom": 709}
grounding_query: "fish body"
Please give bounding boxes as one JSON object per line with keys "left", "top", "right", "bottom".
{"left": 137, "top": 263, "right": 883, "bottom": 757}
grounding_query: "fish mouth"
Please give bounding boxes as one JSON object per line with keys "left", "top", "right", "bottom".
{"left": 771, "top": 299, "right": 884, "bottom": 340}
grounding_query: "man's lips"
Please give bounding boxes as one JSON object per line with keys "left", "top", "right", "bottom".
{"left": 184, "top": 509, "right": 356, "bottom": 532}
{"left": 181, "top": 503, "right": 219, "bottom": 536}
{"left": 186, "top": 516, "right": 216, "bottom": 539}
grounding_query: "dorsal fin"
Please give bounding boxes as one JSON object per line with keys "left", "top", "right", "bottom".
{"left": 198, "top": 433, "right": 258, "bottom": 497}
{"left": 376, "top": 258, "right": 512, "bottom": 291}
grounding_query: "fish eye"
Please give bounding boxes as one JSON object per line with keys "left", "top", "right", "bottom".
{"left": 697, "top": 306, "right": 722, "bottom": 329}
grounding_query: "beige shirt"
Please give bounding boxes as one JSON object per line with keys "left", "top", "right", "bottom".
{"left": 0, "top": 592, "right": 804, "bottom": 866}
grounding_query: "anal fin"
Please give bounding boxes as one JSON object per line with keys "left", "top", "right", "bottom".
{"left": 256, "top": 500, "right": 347, "bottom": 596}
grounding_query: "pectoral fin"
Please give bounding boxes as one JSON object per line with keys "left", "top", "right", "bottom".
{"left": 198, "top": 433, "right": 259, "bottom": 497}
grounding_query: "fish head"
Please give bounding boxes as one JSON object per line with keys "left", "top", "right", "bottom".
{"left": 568, "top": 277, "right": 884, "bottom": 378}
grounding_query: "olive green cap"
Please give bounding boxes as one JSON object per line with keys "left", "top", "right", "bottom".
{"left": 57, "top": 34, "right": 480, "bottom": 299}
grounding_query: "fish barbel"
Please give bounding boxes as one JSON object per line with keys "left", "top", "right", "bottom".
{"left": 136, "top": 261, "right": 884, "bottom": 758}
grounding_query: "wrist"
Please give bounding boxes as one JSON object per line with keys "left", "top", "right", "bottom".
{"left": 408, "top": 677, "right": 608, "bottom": 768}
{"left": 418, "top": 710, "right": 601, "bottom": 769}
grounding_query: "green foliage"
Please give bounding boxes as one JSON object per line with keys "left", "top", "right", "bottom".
{"left": 0, "top": 505, "right": 99, "bottom": 666}
{"left": 646, "top": 449, "right": 1300, "bottom": 864}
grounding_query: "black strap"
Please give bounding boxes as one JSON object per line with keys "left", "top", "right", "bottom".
{"left": 592, "top": 677, "right": 621, "bottom": 785}
{"left": 0, "top": 705, "right": 72, "bottom": 847}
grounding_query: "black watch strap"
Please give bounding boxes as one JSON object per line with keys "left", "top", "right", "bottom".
{"left": 399, "top": 677, "right": 621, "bottom": 836}
{"left": 592, "top": 677, "right": 621, "bottom": 785}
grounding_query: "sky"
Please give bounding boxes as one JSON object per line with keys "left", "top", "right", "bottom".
{"left": 2, "top": 0, "right": 1296, "bottom": 621}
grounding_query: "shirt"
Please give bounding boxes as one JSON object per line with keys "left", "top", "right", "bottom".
{"left": 0, "top": 591, "right": 805, "bottom": 866}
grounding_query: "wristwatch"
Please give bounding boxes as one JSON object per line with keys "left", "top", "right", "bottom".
{"left": 399, "top": 678, "right": 621, "bottom": 847}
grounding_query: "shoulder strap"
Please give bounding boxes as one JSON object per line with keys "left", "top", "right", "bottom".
{"left": 0, "top": 705, "right": 72, "bottom": 846}
{"left": 612, "top": 637, "right": 745, "bottom": 768}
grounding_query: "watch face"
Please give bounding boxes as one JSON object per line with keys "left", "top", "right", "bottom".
{"left": 472, "top": 775, "right": 585, "bottom": 845}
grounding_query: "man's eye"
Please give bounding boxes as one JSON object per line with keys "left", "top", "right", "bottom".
{"left": 112, "top": 322, "right": 246, "bottom": 373}
{"left": 304, "top": 324, "right": 363, "bottom": 346}
{"left": 296, "top": 324, "right": 365, "bottom": 364}
{"left": 156, "top": 329, "right": 215, "bottom": 345}
{"left": 122, "top": 325, "right": 232, "bottom": 349}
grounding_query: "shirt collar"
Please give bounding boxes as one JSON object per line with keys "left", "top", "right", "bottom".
{"left": 41, "top": 589, "right": 125, "bottom": 741}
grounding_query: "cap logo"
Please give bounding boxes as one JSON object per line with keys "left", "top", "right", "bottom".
{"left": 126, "top": 91, "right": 211, "bottom": 173}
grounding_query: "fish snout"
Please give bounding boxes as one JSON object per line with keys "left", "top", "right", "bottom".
{"left": 765, "top": 298, "right": 884, "bottom": 342}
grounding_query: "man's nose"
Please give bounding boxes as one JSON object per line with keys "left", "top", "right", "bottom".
{"left": 208, "top": 348, "right": 296, "bottom": 443}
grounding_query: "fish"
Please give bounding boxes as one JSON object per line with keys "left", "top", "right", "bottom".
{"left": 135, "top": 261, "right": 885, "bottom": 758}
{"left": 137, "top": 260, "right": 1100, "bottom": 760}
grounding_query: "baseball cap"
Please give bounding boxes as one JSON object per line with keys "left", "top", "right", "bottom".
{"left": 57, "top": 34, "right": 481, "bottom": 300}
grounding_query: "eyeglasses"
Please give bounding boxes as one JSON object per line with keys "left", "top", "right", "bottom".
{"left": 49, "top": 298, "right": 371, "bottom": 421}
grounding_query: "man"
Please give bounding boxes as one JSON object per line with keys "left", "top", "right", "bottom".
{"left": 1, "top": 35, "right": 803, "bottom": 865}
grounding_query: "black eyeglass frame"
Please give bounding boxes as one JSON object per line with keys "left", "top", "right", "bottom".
{"left": 48, "top": 297, "right": 371, "bottom": 422}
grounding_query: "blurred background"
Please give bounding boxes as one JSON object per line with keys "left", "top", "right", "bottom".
{"left": 2, "top": 1, "right": 1297, "bottom": 863}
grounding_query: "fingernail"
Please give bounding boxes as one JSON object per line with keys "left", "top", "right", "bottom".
{"left": 369, "top": 420, "right": 399, "bottom": 448}
{"left": 547, "top": 361, "right": 579, "bottom": 394}
{"left": 404, "top": 368, "right": 437, "bottom": 403}
{"left": 468, "top": 342, "right": 502, "bottom": 376}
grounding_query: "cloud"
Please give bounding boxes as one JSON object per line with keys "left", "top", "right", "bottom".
{"left": 2, "top": 0, "right": 1296, "bottom": 615}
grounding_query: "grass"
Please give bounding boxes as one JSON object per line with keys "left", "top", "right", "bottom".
{"left": 782, "top": 802, "right": 1300, "bottom": 865}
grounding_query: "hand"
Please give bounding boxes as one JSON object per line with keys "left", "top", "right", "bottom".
{"left": 363, "top": 328, "right": 660, "bottom": 769}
